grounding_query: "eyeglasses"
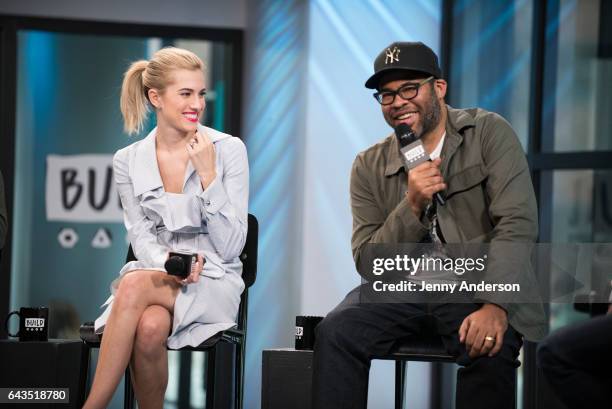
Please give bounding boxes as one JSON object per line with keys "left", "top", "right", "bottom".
{"left": 373, "top": 76, "right": 434, "bottom": 105}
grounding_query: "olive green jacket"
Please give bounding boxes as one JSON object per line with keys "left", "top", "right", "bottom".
{"left": 350, "top": 106, "right": 547, "bottom": 341}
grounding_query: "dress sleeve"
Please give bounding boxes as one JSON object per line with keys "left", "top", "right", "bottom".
{"left": 114, "top": 149, "right": 168, "bottom": 267}
{"left": 197, "top": 137, "right": 249, "bottom": 261}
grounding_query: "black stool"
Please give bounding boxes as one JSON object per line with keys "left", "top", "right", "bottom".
{"left": 376, "top": 317, "right": 455, "bottom": 409}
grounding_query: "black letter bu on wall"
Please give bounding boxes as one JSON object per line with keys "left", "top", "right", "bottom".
{"left": 61, "top": 166, "right": 114, "bottom": 211}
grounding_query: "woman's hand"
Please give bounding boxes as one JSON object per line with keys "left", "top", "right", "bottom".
{"left": 186, "top": 131, "right": 217, "bottom": 189}
{"left": 179, "top": 254, "right": 204, "bottom": 286}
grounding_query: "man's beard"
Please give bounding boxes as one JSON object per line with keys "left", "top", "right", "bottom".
{"left": 415, "top": 89, "right": 442, "bottom": 139}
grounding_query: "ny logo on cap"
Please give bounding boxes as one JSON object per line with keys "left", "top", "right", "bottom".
{"left": 385, "top": 46, "right": 400, "bottom": 64}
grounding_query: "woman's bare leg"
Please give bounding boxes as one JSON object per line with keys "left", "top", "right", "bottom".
{"left": 83, "top": 270, "right": 180, "bottom": 409}
{"left": 130, "top": 305, "right": 172, "bottom": 409}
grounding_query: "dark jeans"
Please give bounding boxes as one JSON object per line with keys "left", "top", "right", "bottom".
{"left": 312, "top": 286, "right": 523, "bottom": 409}
{"left": 537, "top": 313, "right": 612, "bottom": 409}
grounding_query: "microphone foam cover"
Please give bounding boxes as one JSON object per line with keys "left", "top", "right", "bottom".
{"left": 165, "top": 256, "right": 185, "bottom": 276}
{"left": 394, "top": 123, "right": 412, "bottom": 137}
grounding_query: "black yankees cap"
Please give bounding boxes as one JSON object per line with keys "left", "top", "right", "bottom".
{"left": 365, "top": 41, "right": 442, "bottom": 89}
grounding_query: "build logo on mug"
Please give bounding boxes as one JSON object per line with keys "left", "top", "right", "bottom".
{"left": 4, "top": 307, "right": 49, "bottom": 341}
{"left": 295, "top": 315, "right": 323, "bottom": 350}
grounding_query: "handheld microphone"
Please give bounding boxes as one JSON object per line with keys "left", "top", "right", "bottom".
{"left": 164, "top": 251, "right": 197, "bottom": 278}
{"left": 394, "top": 123, "right": 445, "bottom": 206}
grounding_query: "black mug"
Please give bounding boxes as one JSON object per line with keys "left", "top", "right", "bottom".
{"left": 5, "top": 307, "right": 49, "bottom": 341}
{"left": 295, "top": 315, "right": 323, "bottom": 350}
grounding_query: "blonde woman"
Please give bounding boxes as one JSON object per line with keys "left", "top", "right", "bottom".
{"left": 83, "top": 47, "right": 248, "bottom": 409}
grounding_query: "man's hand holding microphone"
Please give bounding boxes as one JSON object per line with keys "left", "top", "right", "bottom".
{"left": 394, "top": 123, "right": 446, "bottom": 218}
{"left": 406, "top": 157, "right": 446, "bottom": 218}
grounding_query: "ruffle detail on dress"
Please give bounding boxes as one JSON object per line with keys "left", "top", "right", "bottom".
{"left": 140, "top": 189, "right": 207, "bottom": 234}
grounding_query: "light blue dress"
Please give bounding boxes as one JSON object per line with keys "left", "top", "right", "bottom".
{"left": 94, "top": 124, "right": 249, "bottom": 349}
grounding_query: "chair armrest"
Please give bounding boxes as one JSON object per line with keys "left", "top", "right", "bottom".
{"left": 220, "top": 327, "right": 245, "bottom": 344}
{"left": 573, "top": 293, "right": 609, "bottom": 317}
{"left": 223, "top": 327, "right": 244, "bottom": 338}
{"left": 79, "top": 322, "right": 102, "bottom": 346}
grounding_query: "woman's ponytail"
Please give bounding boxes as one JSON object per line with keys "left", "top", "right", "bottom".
{"left": 120, "top": 60, "right": 149, "bottom": 135}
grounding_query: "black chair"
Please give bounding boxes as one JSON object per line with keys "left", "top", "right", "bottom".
{"left": 375, "top": 316, "right": 455, "bottom": 409}
{"left": 80, "top": 213, "right": 258, "bottom": 409}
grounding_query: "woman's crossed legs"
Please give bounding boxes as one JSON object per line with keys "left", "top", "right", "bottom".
{"left": 83, "top": 270, "right": 181, "bottom": 409}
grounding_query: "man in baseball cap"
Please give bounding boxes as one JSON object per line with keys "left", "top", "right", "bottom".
{"left": 311, "top": 41, "right": 545, "bottom": 409}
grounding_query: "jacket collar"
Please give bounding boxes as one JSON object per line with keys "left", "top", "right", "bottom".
{"left": 131, "top": 127, "right": 162, "bottom": 196}
{"left": 440, "top": 105, "right": 475, "bottom": 175}
{"left": 383, "top": 105, "right": 475, "bottom": 177}
{"left": 131, "top": 123, "right": 231, "bottom": 196}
